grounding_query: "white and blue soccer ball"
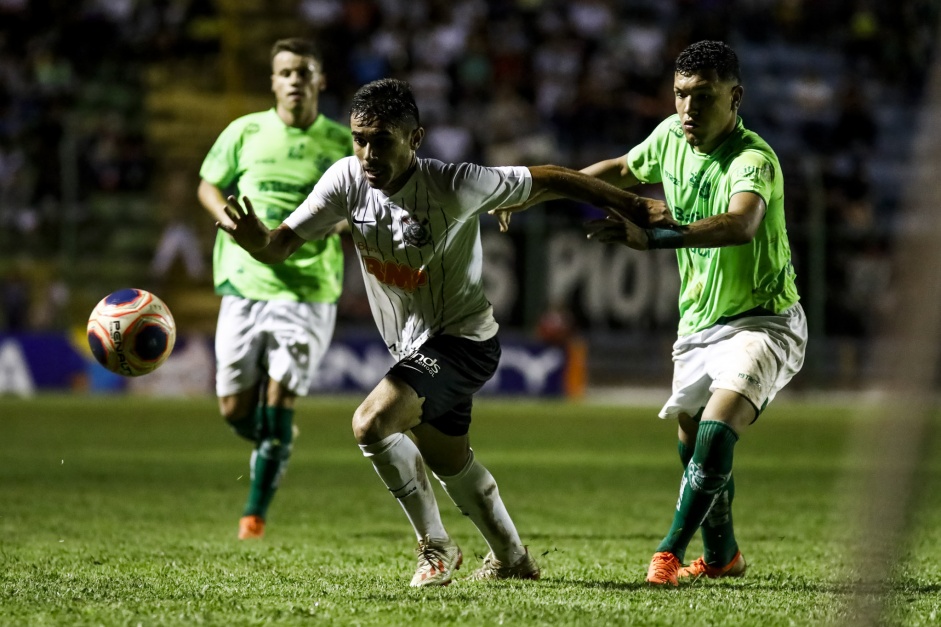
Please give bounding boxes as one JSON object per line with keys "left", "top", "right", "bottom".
{"left": 86, "top": 288, "right": 177, "bottom": 377}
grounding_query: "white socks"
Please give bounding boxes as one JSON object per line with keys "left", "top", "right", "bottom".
{"left": 361, "top": 436, "right": 526, "bottom": 564}
{"left": 359, "top": 433, "right": 449, "bottom": 543}
{"left": 435, "top": 450, "right": 526, "bottom": 565}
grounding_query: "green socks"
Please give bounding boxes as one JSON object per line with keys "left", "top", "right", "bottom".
{"left": 657, "top": 420, "right": 738, "bottom": 562}
{"left": 677, "top": 437, "right": 739, "bottom": 566}
{"left": 702, "top": 474, "right": 737, "bottom": 566}
{"left": 243, "top": 406, "right": 295, "bottom": 519}
{"left": 226, "top": 409, "right": 261, "bottom": 442}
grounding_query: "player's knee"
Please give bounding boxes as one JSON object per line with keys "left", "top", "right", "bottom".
{"left": 225, "top": 413, "right": 258, "bottom": 442}
{"left": 219, "top": 402, "right": 242, "bottom": 422}
{"left": 352, "top": 406, "right": 381, "bottom": 444}
{"left": 353, "top": 405, "right": 405, "bottom": 445}
{"left": 218, "top": 390, "right": 257, "bottom": 421}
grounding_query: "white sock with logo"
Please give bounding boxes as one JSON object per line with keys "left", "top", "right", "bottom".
{"left": 435, "top": 450, "right": 526, "bottom": 565}
{"left": 359, "top": 433, "right": 449, "bottom": 543}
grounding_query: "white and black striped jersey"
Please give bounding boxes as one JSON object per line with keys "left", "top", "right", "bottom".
{"left": 284, "top": 156, "right": 533, "bottom": 359}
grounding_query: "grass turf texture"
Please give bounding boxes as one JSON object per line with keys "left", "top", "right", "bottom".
{"left": 1, "top": 395, "right": 939, "bottom": 626}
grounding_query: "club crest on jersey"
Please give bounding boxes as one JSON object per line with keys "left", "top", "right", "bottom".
{"left": 402, "top": 217, "right": 430, "bottom": 247}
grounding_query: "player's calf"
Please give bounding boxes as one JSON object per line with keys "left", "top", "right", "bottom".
{"left": 226, "top": 414, "right": 260, "bottom": 442}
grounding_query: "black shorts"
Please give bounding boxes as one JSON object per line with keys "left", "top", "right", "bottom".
{"left": 388, "top": 334, "right": 501, "bottom": 437}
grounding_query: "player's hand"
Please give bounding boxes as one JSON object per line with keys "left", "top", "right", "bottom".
{"left": 585, "top": 215, "right": 650, "bottom": 250}
{"left": 491, "top": 209, "right": 513, "bottom": 233}
{"left": 640, "top": 198, "right": 677, "bottom": 228}
{"left": 217, "top": 195, "right": 271, "bottom": 252}
{"left": 604, "top": 196, "right": 676, "bottom": 228}
{"left": 488, "top": 189, "right": 550, "bottom": 233}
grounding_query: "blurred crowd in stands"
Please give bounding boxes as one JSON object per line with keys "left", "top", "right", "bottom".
{"left": 1, "top": 0, "right": 938, "bottom": 345}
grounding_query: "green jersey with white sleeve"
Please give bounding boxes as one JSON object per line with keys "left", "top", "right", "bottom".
{"left": 627, "top": 115, "right": 800, "bottom": 336}
{"left": 200, "top": 109, "right": 352, "bottom": 302}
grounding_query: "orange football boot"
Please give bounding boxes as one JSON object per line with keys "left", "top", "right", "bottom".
{"left": 238, "top": 515, "right": 265, "bottom": 540}
{"left": 646, "top": 551, "right": 682, "bottom": 586}
{"left": 678, "top": 551, "right": 747, "bottom": 581}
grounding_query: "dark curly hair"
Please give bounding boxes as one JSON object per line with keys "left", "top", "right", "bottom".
{"left": 350, "top": 78, "right": 421, "bottom": 129}
{"left": 675, "top": 40, "right": 741, "bottom": 84}
{"left": 270, "top": 38, "right": 322, "bottom": 64}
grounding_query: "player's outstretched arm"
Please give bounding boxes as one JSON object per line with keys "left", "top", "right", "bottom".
{"left": 217, "top": 195, "right": 304, "bottom": 263}
{"left": 528, "top": 165, "right": 675, "bottom": 227}
{"left": 675, "top": 191, "right": 765, "bottom": 247}
{"left": 587, "top": 191, "right": 766, "bottom": 251}
{"left": 490, "top": 158, "right": 671, "bottom": 233}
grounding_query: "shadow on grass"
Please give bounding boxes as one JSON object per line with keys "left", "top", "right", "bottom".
{"left": 358, "top": 578, "right": 652, "bottom": 603}
{"left": 526, "top": 532, "right": 664, "bottom": 542}
{"left": 533, "top": 578, "right": 655, "bottom": 592}
{"left": 534, "top": 575, "right": 848, "bottom": 594}
{"left": 359, "top": 575, "right": 941, "bottom": 599}
{"left": 890, "top": 581, "right": 941, "bottom": 594}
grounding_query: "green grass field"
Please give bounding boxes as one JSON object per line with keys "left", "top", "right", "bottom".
{"left": 1, "top": 395, "right": 939, "bottom": 626}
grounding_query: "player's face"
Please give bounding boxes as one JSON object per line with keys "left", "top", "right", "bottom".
{"left": 674, "top": 70, "right": 743, "bottom": 154}
{"left": 350, "top": 115, "right": 424, "bottom": 194}
{"left": 271, "top": 51, "right": 324, "bottom": 114}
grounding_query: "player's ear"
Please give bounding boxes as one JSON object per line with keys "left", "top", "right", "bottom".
{"left": 731, "top": 84, "right": 744, "bottom": 111}
{"left": 410, "top": 127, "right": 425, "bottom": 150}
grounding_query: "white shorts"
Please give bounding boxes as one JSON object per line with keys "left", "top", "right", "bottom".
{"left": 658, "top": 303, "right": 807, "bottom": 419}
{"left": 214, "top": 295, "right": 337, "bottom": 397}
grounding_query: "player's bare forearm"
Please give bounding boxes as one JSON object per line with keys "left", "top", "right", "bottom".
{"left": 589, "top": 191, "right": 765, "bottom": 251}
{"left": 588, "top": 209, "right": 759, "bottom": 251}
{"left": 511, "top": 187, "right": 563, "bottom": 212}
{"left": 251, "top": 224, "right": 305, "bottom": 263}
{"left": 676, "top": 192, "right": 765, "bottom": 248}
{"left": 529, "top": 164, "right": 642, "bottom": 217}
{"left": 675, "top": 213, "right": 757, "bottom": 247}
{"left": 197, "top": 180, "right": 233, "bottom": 226}
{"left": 529, "top": 165, "right": 673, "bottom": 227}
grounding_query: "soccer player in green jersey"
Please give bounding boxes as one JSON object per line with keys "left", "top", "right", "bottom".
{"left": 498, "top": 40, "right": 807, "bottom": 586}
{"left": 197, "top": 38, "right": 353, "bottom": 540}
{"left": 590, "top": 40, "right": 807, "bottom": 586}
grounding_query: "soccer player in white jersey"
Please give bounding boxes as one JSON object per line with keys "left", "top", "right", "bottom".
{"left": 218, "top": 78, "right": 670, "bottom": 586}
{"left": 197, "top": 38, "right": 352, "bottom": 540}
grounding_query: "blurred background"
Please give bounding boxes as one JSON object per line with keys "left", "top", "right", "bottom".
{"left": 1, "top": 0, "right": 938, "bottom": 395}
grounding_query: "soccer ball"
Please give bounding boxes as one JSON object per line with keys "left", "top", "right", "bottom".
{"left": 86, "top": 288, "right": 177, "bottom": 377}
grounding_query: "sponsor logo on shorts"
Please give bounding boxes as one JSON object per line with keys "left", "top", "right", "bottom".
{"left": 405, "top": 352, "right": 441, "bottom": 377}
{"left": 737, "top": 372, "right": 761, "bottom": 388}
